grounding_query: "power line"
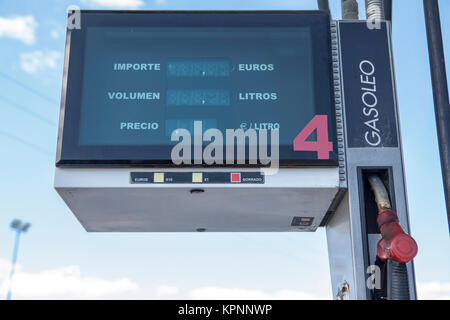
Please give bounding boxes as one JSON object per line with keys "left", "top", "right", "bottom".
{"left": 0, "top": 129, "right": 52, "bottom": 156}
{"left": 0, "top": 95, "right": 57, "bottom": 126}
{"left": 0, "top": 71, "right": 59, "bottom": 105}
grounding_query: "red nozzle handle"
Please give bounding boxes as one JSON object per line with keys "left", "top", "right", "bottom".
{"left": 376, "top": 210, "right": 418, "bottom": 263}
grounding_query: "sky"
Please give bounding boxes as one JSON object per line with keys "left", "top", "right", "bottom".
{"left": 0, "top": 0, "right": 449, "bottom": 300}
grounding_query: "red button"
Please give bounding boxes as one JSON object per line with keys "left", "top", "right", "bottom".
{"left": 231, "top": 173, "right": 241, "bottom": 183}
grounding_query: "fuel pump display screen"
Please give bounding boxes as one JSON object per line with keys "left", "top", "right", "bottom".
{"left": 79, "top": 27, "right": 314, "bottom": 145}
{"left": 57, "top": 11, "right": 337, "bottom": 167}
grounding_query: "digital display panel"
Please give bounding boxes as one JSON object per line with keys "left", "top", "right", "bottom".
{"left": 58, "top": 11, "right": 337, "bottom": 167}
{"left": 167, "top": 60, "right": 230, "bottom": 77}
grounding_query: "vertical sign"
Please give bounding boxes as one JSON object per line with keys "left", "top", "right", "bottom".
{"left": 339, "top": 21, "right": 399, "bottom": 148}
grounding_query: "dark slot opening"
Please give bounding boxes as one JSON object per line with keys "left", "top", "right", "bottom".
{"left": 358, "top": 167, "right": 396, "bottom": 300}
{"left": 361, "top": 168, "right": 394, "bottom": 234}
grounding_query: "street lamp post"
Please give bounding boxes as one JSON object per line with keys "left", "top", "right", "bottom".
{"left": 6, "top": 219, "right": 31, "bottom": 300}
{"left": 423, "top": 0, "right": 450, "bottom": 234}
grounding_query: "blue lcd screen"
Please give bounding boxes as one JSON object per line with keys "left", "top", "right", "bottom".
{"left": 58, "top": 11, "right": 337, "bottom": 166}
{"left": 78, "top": 27, "right": 316, "bottom": 146}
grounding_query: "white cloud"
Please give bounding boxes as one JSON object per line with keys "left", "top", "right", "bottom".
{"left": 82, "top": 0, "right": 145, "bottom": 9}
{"left": 0, "top": 16, "right": 37, "bottom": 45}
{"left": 156, "top": 285, "right": 179, "bottom": 296}
{"left": 0, "top": 259, "right": 138, "bottom": 299}
{"left": 0, "top": 260, "right": 10, "bottom": 279}
{"left": 50, "top": 29, "right": 62, "bottom": 40}
{"left": 188, "top": 286, "right": 327, "bottom": 300}
{"left": 417, "top": 282, "right": 450, "bottom": 300}
{"left": 20, "top": 50, "right": 61, "bottom": 74}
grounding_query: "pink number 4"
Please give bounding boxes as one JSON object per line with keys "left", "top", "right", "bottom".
{"left": 293, "top": 115, "right": 333, "bottom": 160}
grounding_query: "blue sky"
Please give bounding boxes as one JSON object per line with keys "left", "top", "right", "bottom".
{"left": 0, "top": 0, "right": 449, "bottom": 299}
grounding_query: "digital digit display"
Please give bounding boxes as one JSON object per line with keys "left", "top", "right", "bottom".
{"left": 167, "top": 89, "right": 230, "bottom": 107}
{"left": 57, "top": 11, "right": 337, "bottom": 166}
{"left": 167, "top": 60, "right": 230, "bottom": 77}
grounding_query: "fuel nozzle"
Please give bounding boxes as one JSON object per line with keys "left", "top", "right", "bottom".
{"left": 376, "top": 209, "right": 418, "bottom": 263}
{"left": 367, "top": 175, "right": 418, "bottom": 263}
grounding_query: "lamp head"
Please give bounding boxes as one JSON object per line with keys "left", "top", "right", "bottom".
{"left": 21, "top": 223, "right": 31, "bottom": 232}
{"left": 10, "top": 219, "right": 22, "bottom": 230}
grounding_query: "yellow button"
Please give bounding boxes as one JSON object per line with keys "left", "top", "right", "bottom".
{"left": 154, "top": 172, "right": 164, "bottom": 183}
{"left": 192, "top": 172, "right": 203, "bottom": 183}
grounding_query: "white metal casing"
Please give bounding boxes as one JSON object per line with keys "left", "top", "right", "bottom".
{"left": 55, "top": 167, "right": 341, "bottom": 232}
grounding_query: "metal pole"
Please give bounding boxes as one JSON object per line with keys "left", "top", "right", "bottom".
{"left": 342, "top": 0, "right": 359, "bottom": 20}
{"left": 384, "top": 0, "right": 392, "bottom": 22}
{"left": 6, "top": 230, "right": 21, "bottom": 300}
{"left": 317, "top": 0, "right": 331, "bottom": 16}
{"left": 423, "top": 0, "right": 450, "bottom": 234}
